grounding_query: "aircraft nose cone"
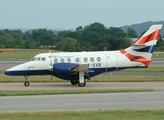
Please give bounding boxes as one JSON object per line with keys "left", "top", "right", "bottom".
{"left": 4, "top": 70, "right": 11, "bottom": 75}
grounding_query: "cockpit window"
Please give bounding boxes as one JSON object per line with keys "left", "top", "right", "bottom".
{"left": 41, "top": 57, "right": 46, "bottom": 61}
{"left": 31, "top": 57, "right": 45, "bottom": 61}
{"left": 31, "top": 57, "right": 36, "bottom": 61}
{"left": 36, "top": 57, "right": 41, "bottom": 61}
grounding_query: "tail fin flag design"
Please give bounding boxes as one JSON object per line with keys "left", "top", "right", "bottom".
{"left": 120, "top": 24, "right": 163, "bottom": 67}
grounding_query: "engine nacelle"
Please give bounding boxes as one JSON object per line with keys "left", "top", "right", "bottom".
{"left": 53, "top": 63, "right": 78, "bottom": 73}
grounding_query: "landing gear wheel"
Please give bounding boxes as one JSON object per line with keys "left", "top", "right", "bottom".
{"left": 24, "top": 75, "right": 30, "bottom": 87}
{"left": 78, "top": 81, "right": 86, "bottom": 87}
{"left": 24, "top": 81, "right": 30, "bottom": 86}
{"left": 71, "top": 80, "right": 78, "bottom": 85}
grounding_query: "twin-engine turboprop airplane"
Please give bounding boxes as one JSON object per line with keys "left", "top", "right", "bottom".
{"left": 5, "top": 24, "right": 163, "bottom": 87}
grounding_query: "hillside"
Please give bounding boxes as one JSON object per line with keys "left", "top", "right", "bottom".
{"left": 120, "top": 21, "right": 164, "bottom": 36}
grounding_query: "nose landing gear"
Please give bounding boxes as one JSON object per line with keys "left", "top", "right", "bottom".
{"left": 24, "top": 75, "right": 30, "bottom": 86}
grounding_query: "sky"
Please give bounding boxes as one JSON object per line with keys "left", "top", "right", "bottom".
{"left": 1, "top": 0, "right": 164, "bottom": 30}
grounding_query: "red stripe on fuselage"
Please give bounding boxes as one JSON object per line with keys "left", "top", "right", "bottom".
{"left": 120, "top": 49, "right": 150, "bottom": 66}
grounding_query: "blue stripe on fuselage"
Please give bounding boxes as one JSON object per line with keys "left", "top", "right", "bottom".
{"left": 4, "top": 70, "right": 51, "bottom": 76}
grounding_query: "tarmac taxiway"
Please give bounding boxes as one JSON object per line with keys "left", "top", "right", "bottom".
{"left": 0, "top": 91, "right": 164, "bottom": 112}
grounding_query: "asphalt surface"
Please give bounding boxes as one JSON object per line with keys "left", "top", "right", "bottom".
{"left": 0, "top": 91, "right": 164, "bottom": 112}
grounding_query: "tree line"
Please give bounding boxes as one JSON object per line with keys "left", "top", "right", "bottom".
{"left": 0, "top": 22, "right": 164, "bottom": 51}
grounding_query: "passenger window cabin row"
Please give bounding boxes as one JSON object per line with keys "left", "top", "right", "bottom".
{"left": 54, "top": 57, "right": 101, "bottom": 63}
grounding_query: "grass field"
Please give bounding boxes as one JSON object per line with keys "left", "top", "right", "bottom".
{"left": 0, "top": 88, "right": 152, "bottom": 96}
{"left": 0, "top": 109, "right": 164, "bottom": 120}
{"left": 153, "top": 52, "right": 164, "bottom": 58}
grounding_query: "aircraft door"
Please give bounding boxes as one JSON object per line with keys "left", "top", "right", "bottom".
{"left": 106, "top": 54, "right": 118, "bottom": 72}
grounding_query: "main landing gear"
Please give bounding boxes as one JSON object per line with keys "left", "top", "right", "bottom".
{"left": 71, "top": 80, "right": 78, "bottom": 85}
{"left": 70, "top": 80, "right": 86, "bottom": 87}
{"left": 70, "top": 71, "right": 86, "bottom": 87}
{"left": 78, "top": 80, "right": 86, "bottom": 87}
{"left": 78, "top": 71, "right": 86, "bottom": 87}
{"left": 24, "top": 75, "right": 30, "bottom": 86}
